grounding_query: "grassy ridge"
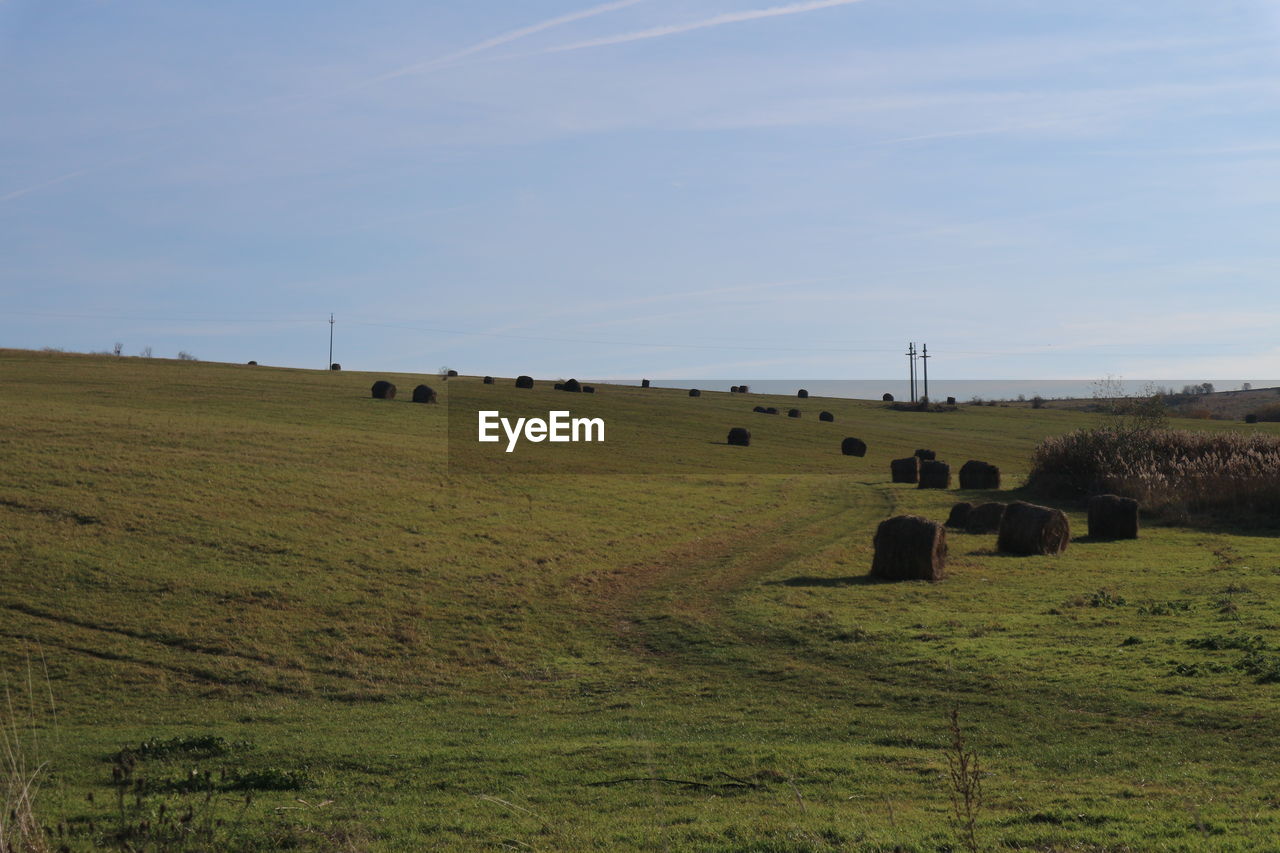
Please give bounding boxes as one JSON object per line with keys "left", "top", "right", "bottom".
{"left": 3, "top": 349, "right": 1280, "bottom": 850}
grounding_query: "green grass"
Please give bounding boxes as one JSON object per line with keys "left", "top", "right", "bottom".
{"left": 3, "top": 349, "right": 1280, "bottom": 850}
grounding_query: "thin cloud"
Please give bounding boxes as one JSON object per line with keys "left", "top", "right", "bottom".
{"left": 374, "top": 0, "right": 645, "bottom": 83}
{"left": 0, "top": 169, "right": 91, "bottom": 204}
{"left": 541, "top": 0, "right": 870, "bottom": 54}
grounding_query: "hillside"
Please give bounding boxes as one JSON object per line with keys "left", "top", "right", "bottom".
{"left": 3, "top": 349, "right": 1280, "bottom": 851}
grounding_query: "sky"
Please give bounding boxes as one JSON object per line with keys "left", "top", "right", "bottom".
{"left": 3, "top": 0, "right": 1280, "bottom": 381}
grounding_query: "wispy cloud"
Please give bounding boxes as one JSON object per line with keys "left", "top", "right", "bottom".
{"left": 0, "top": 169, "right": 91, "bottom": 204}
{"left": 372, "top": 0, "right": 646, "bottom": 83}
{"left": 541, "top": 0, "right": 871, "bottom": 55}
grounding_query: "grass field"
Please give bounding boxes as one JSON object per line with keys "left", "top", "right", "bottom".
{"left": 3, "top": 349, "right": 1280, "bottom": 851}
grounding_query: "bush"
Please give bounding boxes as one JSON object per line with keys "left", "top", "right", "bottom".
{"left": 1254, "top": 403, "right": 1280, "bottom": 423}
{"left": 1027, "top": 427, "right": 1280, "bottom": 517}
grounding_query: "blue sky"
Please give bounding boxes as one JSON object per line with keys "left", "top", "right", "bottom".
{"left": 3, "top": 0, "right": 1279, "bottom": 380}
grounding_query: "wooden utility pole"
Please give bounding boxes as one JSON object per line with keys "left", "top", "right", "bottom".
{"left": 328, "top": 313, "right": 334, "bottom": 368}
{"left": 921, "top": 343, "right": 930, "bottom": 403}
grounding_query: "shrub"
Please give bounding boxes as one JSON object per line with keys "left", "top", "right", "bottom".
{"left": 1254, "top": 403, "right": 1280, "bottom": 423}
{"left": 1028, "top": 427, "right": 1280, "bottom": 516}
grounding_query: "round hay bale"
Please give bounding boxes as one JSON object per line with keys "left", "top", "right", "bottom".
{"left": 739, "top": 385, "right": 750, "bottom": 393}
{"left": 946, "top": 396, "right": 956, "bottom": 405}
{"left": 483, "top": 376, "right": 494, "bottom": 384}
{"left": 1245, "top": 413, "right": 1258, "bottom": 424}
{"left": 554, "top": 383, "right": 565, "bottom": 390}
{"left": 582, "top": 385, "right": 595, "bottom": 393}
{"left": 411, "top": 384, "right": 437, "bottom": 404}
{"left": 966, "top": 502, "right": 1006, "bottom": 533}
{"left": 797, "top": 389, "right": 809, "bottom": 398}
{"left": 946, "top": 502, "right": 974, "bottom": 529}
{"left": 958, "top": 460, "right": 1001, "bottom": 490}
{"left": 890, "top": 457, "right": 919, "bottom": 483}
{"left": 727, "top": 427, "right": 751, "bottom": 446}
{"left": 689, "top": 389, "right": 701, "bottom": 397}
{"left": 871, "top": 515, "right": 946, "bottom": 582}
{"left": 247, "top": 360, "right": 257, "bottom": 365}
{"left": 641, "top": 379, "right": 651, "bottom": 388}
{"left": 371, "top": 380, "right": 396, "bottom": 400}
{"left": 819, "top": 411, "right": 834, "bottom": 422}
{"left": 882, "top": 393, "right": 894, "bottom": 402}
{"left": 447, "top": 369, "right": 458, "bottom": 377}
{"left": 515, "top": 375, "right": 534, "bottom": 389}
{"left": 841, "top": 437, "right": 867, "bottom": 457}
{"left": 765, "top": 407, "right": 779, "bottom": 415}
{"left": 753, "top": 405, "right": 767, "bottom": 413}
{"left": 730, "top": 386, "right": 740, "bottom": 393}
{"left": 997, "top": 501, "right": 1070, "bottom": 555}
{"left": 1088, "top": 494, "right": 1139, "bottom": 540}
{"left": 914, "top": 449, "right": 936, "bottom": 461}
{"left": 330, "top": 363, "right": 341, "bottom": 371}
{"left": 788, "top": 408, "right": 801, "bottom": 418}
{"left": 563, "top": 378, "right": 582, "bottom": 392}
{"left": 918, "top": 460, "right": 951, "bottom": 490}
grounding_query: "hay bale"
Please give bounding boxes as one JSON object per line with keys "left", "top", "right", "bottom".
{"left": 515, "top": 375, "right": 534, "bottom": 389}
{"left": 483, "top": 376, "right": 494, "bottom": 384}
{"left": 727, "top": 427, "right": 751, "bottom": 446}
{"left": 753, "top": 406, "right": 767, "bottom": 413}
{"left": 371, "top": 380, "right": 396, "bottom": 400}
{"left": 959, "top": 460, "right": 1001, "bottom": 490}
{"left": 890, "top": 457, "right": 919, "bottom": 483}
{"left": 798, "top": 389, "right": 809, "bottom": 398}
{"left": 739, "top": 385, "right": 750, "bottom": 393}
{"left": 841, "top": 437, "right": 867, "bottom": 457}
{"left": 918, "top": 460, "right": 951, "bottom": 489}
{"left": 765, "top": 407, "right": 779, "bottom": 415}
{"left": 554, "top": 383, "right": 565, "bottom": 391}
{"left": 447, "top": 369, "right": 458, "bottom": 377}
{"left": 689, "top": 389, "right": 701, "bottom": 397}
{"left": 562, "top": 378, "right": 582, "bottom": 392}
{"left": 966, "top": 502, "right": 1006, "bottom": 533}
{"left": 642, "top": 379, "right": 650, "bottom": 388}
{"left": 946, "top": 396, "right": 956, "bottom": 405}
{"left": 882, "top": 393, "right": 894, "bottom": 402}
{"left": 914, "top": 449, "right": 936, "bottom": 461}
{"left": 1088, "top": 494, "right": 1139, "bottom": 540}
{"left": 411, "top": 384, "right": 437, "bottom": 404}
{"left": 730, "top": 386, "right": 740, "bottom": 393}
{"left": 247, "top": 360, "right": 257, "bottom": 365}
{"left": 997, "top": 502, "right": 1070, "bottom": 555}
{"left": 330, "top": 363, "right": 341, "bottom": 371}
{"left": 946, "top": 502, "right": 974, "bottom": 529}
{"left": 871, "top": 515, "right": 946, "bottom": 582}
{"left": 819, "top": 411, "right": 834, "bottom": 422}
{"left": 1246, "top": 413, "right": 1258, "bottom": 424}
{"left": 788, "top": 408, "right": 801, "bottom": 418}
{"left": 583, "top": 386, "right": 595, "bottom": 393}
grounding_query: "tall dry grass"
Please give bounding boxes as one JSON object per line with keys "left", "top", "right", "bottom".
{"left": 1028, "top": 427, "right": 1280, "bottom": 517}
{"left": 1, "top": 652, "right": 55, "bottom": 853}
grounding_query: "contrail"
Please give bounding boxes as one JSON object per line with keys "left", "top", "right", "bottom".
{"left": 0, "top": 169, "right": 91, "bottom": 204}
{"left": 373, "top": 0, "right": 645, "bottom": 83}
{"left": 541, "top": 0, "right": 871, "bottom": 54}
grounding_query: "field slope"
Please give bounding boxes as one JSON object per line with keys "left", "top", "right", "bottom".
{"left": 2, "top": 349, "right": 1280, "bottom": 851}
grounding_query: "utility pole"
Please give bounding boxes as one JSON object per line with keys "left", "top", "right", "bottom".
{"left": 328, "top": 313, "right": 334, "bottom": 368}
{"left": 906, "top": 342, "right": 916, "bottom": 402}
{"left": 920, "top": 343, "right": 930, "bottom": 403}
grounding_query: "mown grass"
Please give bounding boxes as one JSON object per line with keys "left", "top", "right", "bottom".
{"left": 2, "top": 349, "right": 1280, "bottom": 850}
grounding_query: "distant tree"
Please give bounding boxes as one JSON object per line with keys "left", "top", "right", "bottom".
{"left": 1031, "top": 396, "right": 1045, "bottom": 409}
{"left": 113, "top": 342, "right": 123, "bottom": 356}
{"left": 1093, "top": 376, "right": 1167, "bottom": 434}
{"left": 1242, "top": 382, "right": 1252, "bottom": 391}
{"left": 1200, "top": 382, "right": 1215, "bottom": 395}
{"left": 177, "top": 351, "right": 197, "bottom": 361}
{"left": 140, "top": 346, "right": 152, "bottom": 358}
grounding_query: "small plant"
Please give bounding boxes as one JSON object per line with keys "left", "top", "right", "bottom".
{"left": 1137, "top": 599, "right": 1193, "bottom": 616}
{"left": 944, "top": 706, "right": 983, "bottom": 853}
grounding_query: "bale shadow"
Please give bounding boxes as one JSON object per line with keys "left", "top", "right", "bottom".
{"left": 765, "top": 575, "right": 887, "bottom": 588}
